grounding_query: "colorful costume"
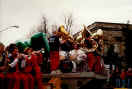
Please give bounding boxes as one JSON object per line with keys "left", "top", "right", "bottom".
{"left": 7, "top": 54, "right": 29, "bottom": 89}
{"left": 84, "top": 37, "right": 98, "bottom": 72}
{"left": 49, "top": 34, "right": 60, "bottom": 71}
{"left": 27, "top": 53, "right": 43, "bottom": 89}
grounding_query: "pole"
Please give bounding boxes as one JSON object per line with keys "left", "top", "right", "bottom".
{"left": 0, "top": 25, "right": 19, "bottom": 32}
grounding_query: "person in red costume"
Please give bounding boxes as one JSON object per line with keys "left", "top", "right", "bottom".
{"left": 16, "top": 47, "right": 34, "bottom": 89}
{"left": 49, "top": 30, "right": 60, "bottom": 74}
{"left": 126, "top": 68, "right": 132, "bottom": 88}
{"left": 24, "top": 47, "right": 43, "bottom": 89}
{"left": 94, "top": 56, "right": 102, "bottom": 73}
{"left": 83, "top": 31, "right": 98, "bottom": 72}
{"left": 0, "top": 42, "right": 8, "bottom": 89}
{"left": 120, "top": 69, "right": 126, "bottom": 88}
{"left": 6, "top": 44, "right": 29, "bottom": 89}
{"left": 91, "top": 29, "right": 104, "bottom": 73}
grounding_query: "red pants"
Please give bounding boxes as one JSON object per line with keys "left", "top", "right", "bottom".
{"left": 87, "top": 53, "right": 96, "bottom": 71}
{"left": 25, "top": 55, "right": 43, "bottom": 89}
{"left": 6, "top": 72, "right": 17, "bottom": 89}
{"left": 25, "top": 73, "right": 34, "bottom": 89}
{"left": 0, "top": 73, "right": 5, "bottom": 89}
{"left": 0, "top": 73, "right": 4, "bottom": 79}
{"left": 35, "top": 73, "right": 43, "bottom": 89}
{"left": 34, "top": 66, "right": 44, "bottom": 89}
{"left": 6, "top": 72, "right": 31, "bottom": 89}
{"left": 50, "top": 51, "right": 59, "bottom": 71}
{"left": 95, "top": 56, "right": 102, "bottom": 73}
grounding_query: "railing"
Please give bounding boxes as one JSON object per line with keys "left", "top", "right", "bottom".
{"left": 42, "top": 72, "right": 107, "bottom": 79}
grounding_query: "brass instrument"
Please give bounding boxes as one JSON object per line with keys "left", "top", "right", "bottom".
{"left": 82, "top": 25, "right": 92, "bottom": 38}
{"left": 81, "top": 39, "right": 98, "bottom": 53}
{"left": 91, "top": 29, "right": 103, "bottom": 39}
{"left": 75, "top": 25, "right": 92, "bottom": 46}
{"left": 58, "top": 25, "right": 74, "bottom": 43}
{"left": 59, "top": 25, "right": 69, "bottom": 35}
{"left": 75, "top": 25, "right": 99, "bottom": 53}
{"left": 76, "top": 32, "right": 82, "bottom": 43}
{"left": 91, "top": 29, "right": 104, "bottom": 55}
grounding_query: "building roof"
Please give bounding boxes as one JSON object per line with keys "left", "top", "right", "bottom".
{"left": 87, "top": 22, "right": 132, "bottom": 31}
{"left": 73, "top": 21, "right": 132, "bottom": 38}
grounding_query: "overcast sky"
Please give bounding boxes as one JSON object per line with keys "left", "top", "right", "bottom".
{"left": 0, "top": 0, "right": 132, "bottom": 45}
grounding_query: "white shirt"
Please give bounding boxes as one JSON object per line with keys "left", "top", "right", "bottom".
{"left": 59, "top": 51, "right": 67, "bottom": 57}
{"left": 69, "top": 49, "right": 87, "bottom": 61}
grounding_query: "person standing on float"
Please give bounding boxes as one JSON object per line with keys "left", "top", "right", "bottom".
{"left": 49, "top": 30, "right": 60, "bottom": 74}
{"left": 24, "top": 47, "right": 44, "bottom": 89}
{"left": 82, "top": 27, "right": 98, "bottom": 72}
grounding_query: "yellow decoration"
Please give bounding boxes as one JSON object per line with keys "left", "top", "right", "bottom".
{"left": 48, "top": 77, "right": 61, "bottom": 89}
{"left": 59, "top": 25, "right": 69, "bottom": 35}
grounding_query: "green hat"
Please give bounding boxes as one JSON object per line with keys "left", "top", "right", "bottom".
{"left": 16, "top": 41, "right": 27, "bottom": 53}
{"left": 30, "top": 32, "right": 50, "bottom": 56}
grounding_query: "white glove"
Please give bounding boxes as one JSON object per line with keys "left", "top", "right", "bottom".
{"left": 9, "top": 58, "right": 18, "bottom": 68}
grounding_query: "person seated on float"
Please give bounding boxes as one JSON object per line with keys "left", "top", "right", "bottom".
{"left": 69, "top": 42, "right": 87, "bottom": 72}
{"left": 6, "top": 44, "right": 29, "bottom": 89}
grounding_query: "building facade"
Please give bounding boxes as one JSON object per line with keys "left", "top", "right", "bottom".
{"left": 88, "top": 22, "right": 132, "bottom": 67}
{"left": 74, "top": 22, "right": 132, "bottom": 67}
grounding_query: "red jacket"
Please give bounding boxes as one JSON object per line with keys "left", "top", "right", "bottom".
{"left": 120, "top": 71, "right": 126, "bottom": 80}
{"left": 24, "top": 54, "right": 40, "bottom": 73}
{"left": 126, "top": 71, "right": 132, "bottom": 77}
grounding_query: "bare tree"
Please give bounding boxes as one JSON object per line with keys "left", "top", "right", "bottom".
{"left": 38, "top": 15, "right": 48, "bottom": 33}
{"left": 63, "top": 13, "right": 74, "bottom": 35}
{"left": 27, "top": 15, "right": 49, "bottom": 38}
